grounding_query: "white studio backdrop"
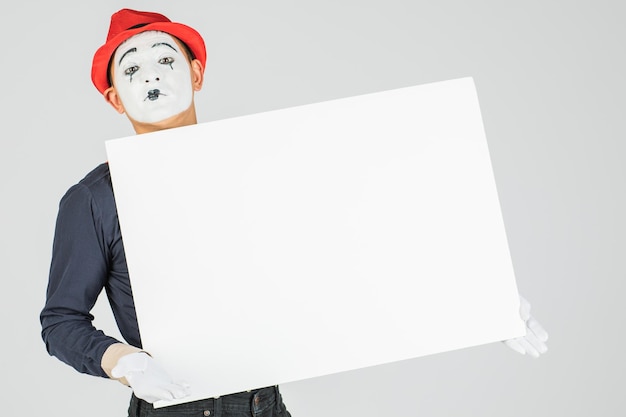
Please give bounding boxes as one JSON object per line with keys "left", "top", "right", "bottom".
{"left": 2, "top": 1, "right": 624, "bottom": 416}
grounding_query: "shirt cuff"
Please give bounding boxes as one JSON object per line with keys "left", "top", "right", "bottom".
{"left": 101, "top": 343, "right": 145, "bottom": 386}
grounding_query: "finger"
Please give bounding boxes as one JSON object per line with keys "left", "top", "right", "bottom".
{"left": 166, "top": 382, "right": 191, "bottom": 399}
{"left": 527, "top": 317, "right": 549, "bottom": 342}
{"left": 519, "top": 296, "right": 531, "bottom": 321}
{"left": 517, "top": 337, "right": 540, "bottom": 358}
{"left": 525, "top": 327, "right": 548, "bottom": 355}
{"left": 503, "top": 338, "right": 526, "bottom": 355}
{"left": 134, "top": 387, "right": 175, "bottom": 404}
{"left": 174, "top": 379, "right": 192, "bottom": 392}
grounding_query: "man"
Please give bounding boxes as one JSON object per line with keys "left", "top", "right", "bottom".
{"left": 41, "top": 7, "right": 547, "bottom": 417}
{"left": 41, "top": 8, "right": 291, "bottom": 417}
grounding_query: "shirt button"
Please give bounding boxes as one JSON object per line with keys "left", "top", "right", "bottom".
{"left": 203, "top": 411, "right": 210, "bottom": 416}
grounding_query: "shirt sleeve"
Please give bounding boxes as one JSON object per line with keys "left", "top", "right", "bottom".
{"left": 40, "top": 183, "right": 122, "bottom": 378}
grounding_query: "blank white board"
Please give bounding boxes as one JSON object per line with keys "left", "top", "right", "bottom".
{"left": 106, "top": 77, "right": 525, "bottom": 407}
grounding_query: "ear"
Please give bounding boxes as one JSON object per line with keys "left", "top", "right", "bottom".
{"left": 190, "top": 59, "right": 204, "bottom": 92}
{"left": 103, "top": 86, "right": 126, "bottom": 114}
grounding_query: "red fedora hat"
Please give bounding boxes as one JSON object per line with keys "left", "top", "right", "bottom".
{"left": 91, "top": 8, "right": 206, "bottom": 94}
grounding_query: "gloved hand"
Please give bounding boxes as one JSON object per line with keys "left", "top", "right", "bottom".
{"left": 111, "top": 352, "right": 190, "bottom": 403}
{"left": 503, "top": 295, "right": 549, "bottom": 358}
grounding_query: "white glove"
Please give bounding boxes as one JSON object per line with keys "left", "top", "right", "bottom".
{"left": 503, "top": 295, "right": 549, "bottom": 358}
{"left": 111, "top": 352, "right": 190, "bottom": 403}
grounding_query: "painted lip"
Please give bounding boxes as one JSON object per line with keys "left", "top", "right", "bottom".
{"left": 144, "top": 89, "right": 167, "bottom": 101}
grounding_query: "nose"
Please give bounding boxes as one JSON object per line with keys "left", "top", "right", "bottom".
{"left": 143, "top": 63, "right": 163, "bottom": 83}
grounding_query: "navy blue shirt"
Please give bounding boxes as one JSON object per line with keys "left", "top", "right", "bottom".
{"left": 41, "top": 163, "right": 142, "bottom": 378}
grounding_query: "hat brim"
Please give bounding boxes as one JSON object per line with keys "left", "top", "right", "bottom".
{"left": 91, "top": 22, "right": 206, "bottom": 94}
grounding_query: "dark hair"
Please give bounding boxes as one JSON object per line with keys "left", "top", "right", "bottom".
{"left": 106, "top": 31, "right": 196, "bottom": 89}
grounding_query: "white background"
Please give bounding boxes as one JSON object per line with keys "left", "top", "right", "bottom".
{"left": 1, "top": 1, "right": 624, "bottom": 416}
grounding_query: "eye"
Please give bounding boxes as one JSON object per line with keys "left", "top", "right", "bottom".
{"left": 159, "top": 57, "right": 175, "bottom": 65}
{"left": 124, "top": 65, "right": 139, "bottom": 76}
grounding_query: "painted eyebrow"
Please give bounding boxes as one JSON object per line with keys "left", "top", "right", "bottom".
{"left": 118, "top": 47, "right": 137, "bottom": 66}
{"left": 117, "top": 43, "right": 178, "bottom": 66}
{"left": 152, "top": 42, "right": 178, "bottom": 52}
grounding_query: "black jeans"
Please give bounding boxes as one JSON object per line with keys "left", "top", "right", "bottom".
{"left": 128, "top": 385, "right": 291, "bottom": 417}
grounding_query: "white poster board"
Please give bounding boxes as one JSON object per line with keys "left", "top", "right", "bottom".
{"left": 106, "top": 77, "right": 525, "bottom": 407}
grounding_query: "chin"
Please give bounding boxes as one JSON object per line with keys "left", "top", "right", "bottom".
{"left": 128, "top": 105, "right": 196, "bottom": 133}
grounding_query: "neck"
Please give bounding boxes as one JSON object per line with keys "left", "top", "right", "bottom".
{"left": 130, "top": 103, "right": 198, "bottom": 135}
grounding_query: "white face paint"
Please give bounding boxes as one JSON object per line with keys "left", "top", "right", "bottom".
{"left": 112, "top": 31, "right": 193, "bottom": 124}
